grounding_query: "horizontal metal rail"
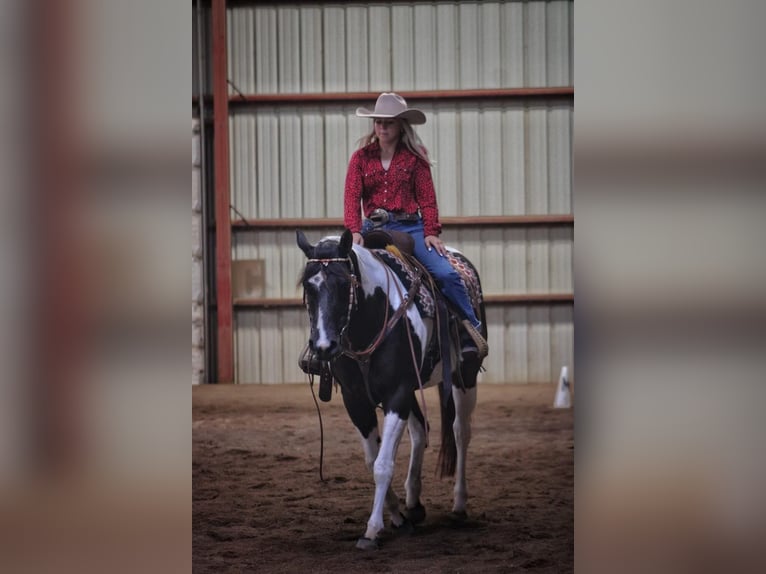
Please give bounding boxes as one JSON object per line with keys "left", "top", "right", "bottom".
{"left": 234, "top": 293, "right": 573, "bottom": 308}
{"left": 194, "top": 86, "right": 574, "bottom": 108}
{"left": 232, "top": 214, "right": 574, "bottom": 230}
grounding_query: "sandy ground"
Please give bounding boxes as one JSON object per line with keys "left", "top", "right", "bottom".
{"left": 193, "top": 382, "right": 573, "bottom": 573}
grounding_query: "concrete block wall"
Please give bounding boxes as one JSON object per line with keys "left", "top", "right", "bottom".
{"left": 192, "top": 119, "right": 205, "bottom": 384}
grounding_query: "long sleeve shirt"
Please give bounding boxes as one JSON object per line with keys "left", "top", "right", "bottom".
{"left": 343, "top": 141, "right": 442, "bottom": 237}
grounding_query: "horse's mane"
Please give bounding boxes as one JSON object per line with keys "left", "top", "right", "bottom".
{"left": 350, "top": 245, "right": 415, "bottom": 312}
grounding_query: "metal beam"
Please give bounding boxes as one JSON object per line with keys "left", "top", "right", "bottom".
{"left": 234, "top": 293, "right": 574, "bottom": 308}
{"left": 194, "top": 86, "right": 574, "bottom": 108}
{"left": 228, "top": 87, "right": 574, "bottom": 106}
{"left": 212, "top": 0, "right": 233, "bottom": 383}
{"left": 231, "top": 214, "right": 574, "bottom": 230}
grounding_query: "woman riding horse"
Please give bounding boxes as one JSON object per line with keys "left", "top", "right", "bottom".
{"left": 345, "top": 93, "right": 488, "bottom": 358}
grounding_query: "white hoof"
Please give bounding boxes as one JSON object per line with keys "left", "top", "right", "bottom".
{"left": 355, "top": 536, "right": 379, "bottom": 550}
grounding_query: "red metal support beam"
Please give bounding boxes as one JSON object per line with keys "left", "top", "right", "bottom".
{"left": 233, "top": 293, "right": 574, "bottom": 308}
{"left": 231, "top": 214, "right": 574, "bottom": 230}
{"left": 227, "top": 87, "right": 573, "bottom": 106}
{"left": 194, "top": 86, "right": 574, "bottom": 108}
{"left": 35, "top": 0, "right": 84, "bottom": 474}
{"left": 212, "top": 0, "right": 234, "bottom": 383}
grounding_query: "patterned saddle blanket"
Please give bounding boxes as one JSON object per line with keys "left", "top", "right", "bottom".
{"left": 369, "top": 247, "right": 483, "bottom": 320}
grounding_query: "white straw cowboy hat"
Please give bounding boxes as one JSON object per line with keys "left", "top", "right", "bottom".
{"left": 355, "top": 92, "right": 426, "bottom": 125}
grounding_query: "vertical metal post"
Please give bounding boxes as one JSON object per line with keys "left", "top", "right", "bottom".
{"left": 194, "top": 0, "right": 210, "bottom": 383}
{"left": 212, "top": 0, "right": 233, "bottom": 382}
{"left": 34, "top": 0, "right": 83, "bottom": 469}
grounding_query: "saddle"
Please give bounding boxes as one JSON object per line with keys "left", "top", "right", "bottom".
{"left": 361, "top": 230, "right": 467, "bottom": 396}
{"left": 363, "top": 229, "right": 414, "bottom": 256}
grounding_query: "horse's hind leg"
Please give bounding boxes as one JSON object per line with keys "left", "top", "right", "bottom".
{"left": 404, "top": 399, "right": 427, "bottom": 524}
{"left": 451, "top": 384, "right": 477, "bottom": 517}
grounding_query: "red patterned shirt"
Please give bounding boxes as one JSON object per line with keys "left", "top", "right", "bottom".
{"left": 344, "top": 142, "right": 442, "bottom": 237}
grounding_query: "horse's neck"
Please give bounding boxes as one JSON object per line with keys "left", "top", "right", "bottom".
{"left": 353, "top": 248, "right": 386, "bottom": 297}
{"left": 348, "top": 249, "right": 397, "bottom": 332}
{"left": 346, "top": 288, "right": 388, "bottom": 351}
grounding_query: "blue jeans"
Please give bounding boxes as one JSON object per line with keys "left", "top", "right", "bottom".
{"left": 362, "top": 217, "right": 481, "bottom": 328}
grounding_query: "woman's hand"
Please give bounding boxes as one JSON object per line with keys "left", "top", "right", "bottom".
{"left": 424, "top": 235, "right": 446, "bottom": 257}
{"left": 352, "top": 232, "right": 364, "bottom": 246}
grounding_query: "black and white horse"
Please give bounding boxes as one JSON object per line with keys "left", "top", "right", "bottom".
{"left": 297, "top": 228, "right": 485, "bottom": 550}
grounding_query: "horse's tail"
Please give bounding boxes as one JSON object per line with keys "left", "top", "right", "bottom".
{"left": 437, "top": 385, "right": 457, "bottom": 478}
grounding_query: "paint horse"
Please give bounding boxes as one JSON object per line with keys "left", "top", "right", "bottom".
{"left": 297, "top": 228, "right": 486, "bottom": 550}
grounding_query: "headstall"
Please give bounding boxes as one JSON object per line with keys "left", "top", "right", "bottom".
{"left": 306, "top": 257, "right": 352, "bottom": 267}
{"left": 304, "top": 256, "right": 358, "bottom": 333}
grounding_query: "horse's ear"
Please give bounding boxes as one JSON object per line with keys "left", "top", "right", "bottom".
{"left": 339, "top": 228, "right": 353, "bottom": 257}
{"left": 296, "top": 230, "right": 314, "bottom": 259}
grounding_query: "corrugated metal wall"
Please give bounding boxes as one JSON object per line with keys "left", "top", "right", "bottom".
{"left": 226, "top": 1, "right": 572, "bottom": 92}
{"left": 226, "top": 0, "right": 574, "bottom": 384}
{"left": 229, "top": 100, "right": 572, "bottom": 219}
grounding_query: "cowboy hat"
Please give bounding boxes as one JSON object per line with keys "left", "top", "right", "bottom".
{"left": 355, "top": 92, "right": 426, "bottom": 125}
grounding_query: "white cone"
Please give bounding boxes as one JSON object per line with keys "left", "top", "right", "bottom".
{"left": 553, "top": 366, "right": 572, "bottom": 409}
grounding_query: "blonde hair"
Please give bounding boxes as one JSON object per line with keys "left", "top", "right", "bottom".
{"left": 357, "top": 119, "right": 433, "bottom": 166}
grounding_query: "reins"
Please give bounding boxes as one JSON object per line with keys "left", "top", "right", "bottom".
{"left": 306, "top": 367, "right": 326, "bottom": 482}
{"left": 303, "top": 255, "right": 356, "bottom": 483}
{"left": 340, "top": 259, "right": 392, "bottom": 362}
{"left": 342, "top": 251, "right": 422, "bottom": 359}
{"left": 387, "top": 264, "right": 431, "bottom": 448}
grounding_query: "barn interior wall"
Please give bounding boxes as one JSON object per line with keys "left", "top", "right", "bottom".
{"left": 214, "top": 0, "right": 574, "bottom": 384}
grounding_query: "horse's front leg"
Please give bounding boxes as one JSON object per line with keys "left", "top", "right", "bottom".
{"left": 360, "top": 411, "right": 408, "bottom": 546}
{"left": 340, "top": 382, "right": 405, "bottom": 548}
{"left": 357, "top": 427, "right": 404, "bottom": 525}
{"left": 451, "top": 385, "right": 477, "bottom": 517}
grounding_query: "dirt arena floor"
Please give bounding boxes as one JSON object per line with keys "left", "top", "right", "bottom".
{"left": 193, "top": 382, "right": 573, "bottom": 573}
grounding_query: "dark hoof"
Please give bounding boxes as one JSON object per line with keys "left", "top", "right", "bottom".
{"left": 406, "top": 503, "right": 427, "bottom": 525}
{"left": 355, "top": 536, "right": 379, "bottom": 550}
{"left": 449, "top": 510, "right": 468, "bottom": 523}
{"left": 392, "top": 517, "right": 415, "bottom": 535}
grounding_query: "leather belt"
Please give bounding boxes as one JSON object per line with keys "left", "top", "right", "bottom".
{"left": 368, "top": 208, "right": 420, "bottom": 226}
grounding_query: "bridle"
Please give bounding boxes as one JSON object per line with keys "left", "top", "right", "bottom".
{"left": 303, "top": 252, "right": 421, "bottom": 390}
{"left": 304, "top": 256, "right": 358, "bottom": 341}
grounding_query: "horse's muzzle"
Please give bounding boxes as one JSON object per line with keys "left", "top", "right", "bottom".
{"left": 310, "top": 339, "right": 342, "bottom": 361}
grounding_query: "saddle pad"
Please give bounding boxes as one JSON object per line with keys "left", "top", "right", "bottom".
{"left": 446, "top": 251, "right": 484, "bottom": 317}
{"left": 370, "top": 248, "right": 483, "bottom": 320}
{"left": 369, "top": 249, "right": 435, "bottom": 318}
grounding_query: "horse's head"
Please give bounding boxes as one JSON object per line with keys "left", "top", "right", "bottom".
{"left": 297, "top": 229, "right": 356, "bottom": 361}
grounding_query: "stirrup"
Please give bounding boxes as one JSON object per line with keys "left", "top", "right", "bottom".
{"left": 461, "top": 320, "right": 488, "bottom": 359}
